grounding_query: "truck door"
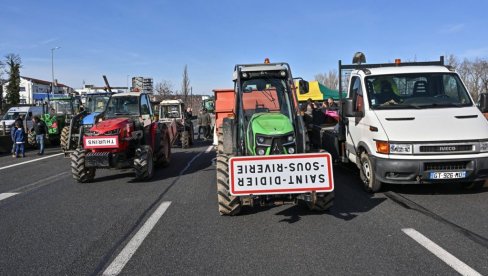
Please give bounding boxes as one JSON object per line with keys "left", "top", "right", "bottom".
{"left": 345, "top": 76, "right": 367, "bottom": 160}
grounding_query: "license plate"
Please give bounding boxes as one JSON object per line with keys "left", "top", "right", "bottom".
{"left": 83, "top": 136, "right": 119, "bottom": 148}
{"left": 429, "top": 171, "right": 466, "bottom": 179}
{"left": 229, "top": 153, "right": 334, "bottom": 196}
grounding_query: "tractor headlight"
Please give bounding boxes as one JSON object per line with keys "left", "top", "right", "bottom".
{"left": 287, "top": 135, "right": 294, "bottom": 142}
{"left": 480, "top": 141, "right": 488, "bottom": 152}
{"left": 257, "top": 136, "right": 265, "bottom": 144}
{"left": 288, "top": 147, "right": 295, "bottom": 154}
{"left": 389, "top": 143, "right": 412, "bottom": 154}
{"left": 104, "top": 128, "right": 121, "bottom": 135}
{"left": 257, "top": 148, "right": 266, "bottom": 155}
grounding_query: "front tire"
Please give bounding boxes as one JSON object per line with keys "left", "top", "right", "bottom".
{"left": 360, "top": 152, "right": 382, "bottom": 193}
{"left": 216, "top": 131, "right": 241, "bottom": 215}
{"left": 71, "top": 148, "right": 95, "bottom": 183}
{"left": 305, "top": 191, "right": 334, "bottom": 211}
{"left": 60, "top": 126, "right": 69, "bottom": 152}
{"left": 134, "top": 145, "right": 154, "bottom": 180}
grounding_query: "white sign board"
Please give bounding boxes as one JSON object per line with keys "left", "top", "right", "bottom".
{"left": 83, "top": 136, "right": 119, "bottom": 149}
{"left": 229, "top": 153, "right": 334, "bottom": 196}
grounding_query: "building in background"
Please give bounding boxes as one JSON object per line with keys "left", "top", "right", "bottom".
{"left": 131, "top": 77, "right": 153, "bottom": 94}
{"left": 1, "top": 76, "right": 74, "bottom": 104}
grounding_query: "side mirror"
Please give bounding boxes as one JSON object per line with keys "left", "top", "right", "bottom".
{"left": 299, "top": 80, "right": 309, "bottom": 94}
{"left": 479, "top": 93, "right": 488, "bottom": 113}
{"left": 344, "top": 98, "right": 364, "bottom": 117}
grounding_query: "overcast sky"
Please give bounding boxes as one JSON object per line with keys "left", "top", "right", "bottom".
{"left": 1, "top": 0, "right": 487, "bottom": 94}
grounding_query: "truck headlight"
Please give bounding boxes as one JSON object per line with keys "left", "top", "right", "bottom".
{"left": 480, "top": 141, "right": 488, "bottom": 152}
{"left": 389, "top": 143, "right": 412, "bottom": 154}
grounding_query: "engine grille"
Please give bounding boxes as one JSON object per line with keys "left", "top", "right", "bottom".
{"left": 424, "top": 161, "right": 469, "bottom": 171}
{"left": 419, "top": 145, "right": 473, "bottom": 153}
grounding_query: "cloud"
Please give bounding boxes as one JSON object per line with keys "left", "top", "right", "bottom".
{"left": 39, "top": 38, "right": 59, "bottom": 45}
{"left": 440, "top": 23, "right": 465, "bottom": 34}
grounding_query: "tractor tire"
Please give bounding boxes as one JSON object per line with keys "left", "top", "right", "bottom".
{"left": 181, "top": 131, "right": 190, "bottom": 148}
{"left": 134, "top": 145, "right": 154, "bottom": 181}
{"left": 360, "top": 152, "right": 382, "bottom": 193}
{"left": 305, "top": 191, "right": 334, "bottom": 211}
{"left": 216, "top": 131, "right": 241, "bottom": 216}
{"left": 28, "top": 131, "right": 36, "bottom": 146}
{"left": 60, "top": 126, "right": 69, "bottom": 152}
{"left": 461, "top": 180, "right": 485, "bottom": 191}
{"left": 71, "top": 148, "right": 95, "bottom": 183}
{"left": 156, "top": 133, "right": 171, "bottom": 167}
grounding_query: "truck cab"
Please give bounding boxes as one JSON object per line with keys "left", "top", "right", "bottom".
{"left": 340, "top": 54, "right": 488, "bottom": 191}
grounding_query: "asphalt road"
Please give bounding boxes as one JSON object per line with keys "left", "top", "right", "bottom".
{"left": 0, "top": 142, "right": 487, "bottom": 275}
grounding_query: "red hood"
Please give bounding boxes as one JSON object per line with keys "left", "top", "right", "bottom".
{"left": 90, "top": 117, "right": 132, "bottom": 134}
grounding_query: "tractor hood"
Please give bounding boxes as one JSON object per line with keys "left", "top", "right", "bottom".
{"left": 90, "top": 117, "right": 131, "bottom": 134}
{"left": 82, "top": 112, "right": 100, "bottom": 125}
{"left": 250, "top": 113, "right": 293, "bottom": 135}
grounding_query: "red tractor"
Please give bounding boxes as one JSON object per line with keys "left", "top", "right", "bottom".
{"left": 70, "top": 92, "right": 171, "bottom": 182}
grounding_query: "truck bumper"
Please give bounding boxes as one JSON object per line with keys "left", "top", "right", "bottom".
{"left": 372, "top": 156, "right": 488, "bottom": 184}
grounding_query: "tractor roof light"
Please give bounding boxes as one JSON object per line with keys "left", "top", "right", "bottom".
{"left": 395, "top": 59, "right": 401, "bottom": 65}
{"left": 264, "top": 58, "right": 270, "bottom": 64}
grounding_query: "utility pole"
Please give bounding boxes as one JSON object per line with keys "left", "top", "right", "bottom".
{"left": 50, "top": 46, "right": 61, "bottom": 102}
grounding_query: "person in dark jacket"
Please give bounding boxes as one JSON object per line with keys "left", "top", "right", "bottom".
{"left": 13, "top": 121, "right": 25, "bottom": 158}
{"left": 32, "top": 116, "right": 48, "bottom": 155}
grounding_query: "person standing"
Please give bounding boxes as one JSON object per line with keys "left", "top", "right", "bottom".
{"left": 32, "top": 116, "right": 48, "bottom": 155}
{"left": 200, "top": 108, "right": 211, "bottom": 140}
{"left": 196, "top": 109, "right": 203, "bottom": 140}
{"left": 13, "top": 121, "right": 25, "bottom": 158}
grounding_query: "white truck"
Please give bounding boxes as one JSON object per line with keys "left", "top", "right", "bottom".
{"left": 321, "top": 53, "right": 488, "bottom": 192}
{"left": 0, "top": 105, "right": 43, "bottom": 152}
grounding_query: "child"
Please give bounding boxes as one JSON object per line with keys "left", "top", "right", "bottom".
{"left": 13, "top": 121, "right": 25, "bottom": 158}
{"left": 11, "top": 124, "right": 17, "bottom": 157}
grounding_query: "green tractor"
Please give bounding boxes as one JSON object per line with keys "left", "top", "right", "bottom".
{"left": 215, "top": 61, "right": 335, "bottom": 215}
{"left": 28, "top": 96, "right": 81, "bottom": 146}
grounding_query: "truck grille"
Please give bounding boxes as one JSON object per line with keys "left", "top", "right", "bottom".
{"left": 419, "top": 145, "right": 473, "bottom": 153}
{"left": 424, "top": 161, "right": 469, "bottom": 171}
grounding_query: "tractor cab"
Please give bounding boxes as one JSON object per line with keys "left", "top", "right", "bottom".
{"left": 233, "top": 62, "right": 309, "bottom": 156}
{"left": 159, "top": 99, "right": 185, "bottom": 123}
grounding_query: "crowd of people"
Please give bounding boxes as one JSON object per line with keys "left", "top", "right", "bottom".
{"left": 302, "top": 97, "right": 340, "bottom": 126}
{"left": 10, "top": 116, "right": 48, "bottom": 158}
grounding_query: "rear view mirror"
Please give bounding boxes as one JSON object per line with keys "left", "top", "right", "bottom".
{"left": 344, "top": 98, "right": 363, "bottom": 117}
{"left": 298, "top": 80, "right": 309, "bottom": 94}
{"left": 479, "top": 93, "right": 488, "bottom": 113}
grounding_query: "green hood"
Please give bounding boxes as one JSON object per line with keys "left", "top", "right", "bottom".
{"left": 250, "top": 113, "right": 293, "bottom": 135}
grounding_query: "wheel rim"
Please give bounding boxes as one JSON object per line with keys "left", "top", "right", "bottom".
{"left": 362, "top": 161, "right": 371, "bottom": 183}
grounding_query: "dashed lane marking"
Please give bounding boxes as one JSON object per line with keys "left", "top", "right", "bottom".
{"left": 0, "top": 193, "right": 18, "bottom": 202}
{"left": 0, "top": 153, "right": 64, "bottom": 171}
{"left": 402, "top": 228, "right": 482, "bottom": 276}
{"left": 102, "top": 201, "right": 172, "bottom": 276}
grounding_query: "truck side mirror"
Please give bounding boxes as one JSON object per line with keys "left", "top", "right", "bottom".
{"left": 298, "top": 80, "right": 309, "bottom": 94}
{"left": 479, "top": 93, "right": 488, "bottom": 113}
{"left": 344, "top": 98, "right": 364, "bottom": 117}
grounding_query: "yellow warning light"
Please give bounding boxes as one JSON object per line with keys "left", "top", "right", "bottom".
{"left": 395, "top": 59, "right": 401, "bottom": 65}
{"left": 264, "top": 58, "right": 270, "bottom": 64}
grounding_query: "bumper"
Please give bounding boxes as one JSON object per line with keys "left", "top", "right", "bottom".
{"left": 85, "top": 152, "right": 131, "bottom": 169}
{"left": 372, "top": 156, "right": 488, "bottom": 184}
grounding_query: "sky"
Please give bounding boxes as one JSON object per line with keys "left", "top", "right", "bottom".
{"left": 1, "top": 0, "right": 487, "bottom": 94}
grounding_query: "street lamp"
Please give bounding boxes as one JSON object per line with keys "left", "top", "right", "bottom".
{"left": 50, "top": 46, "right": 61, "bottom": 101}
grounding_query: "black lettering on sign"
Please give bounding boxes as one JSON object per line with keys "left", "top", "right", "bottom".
{"left": 249, "top": 165, "right": 255, "bottom": 173}
{"left": 237, "top": 178, "right": 244, "bottom": 186}
{"left": 313, "top": 162, "right": 319, "bottom": 170}
{"left": 289, "top": 163, "right": 295, "bottom": 172}
{"left": 237, "top": 165, "right": 243, "bottom": 174}
{"left": 319, "top": 174, "right": 325, "bottom": 183}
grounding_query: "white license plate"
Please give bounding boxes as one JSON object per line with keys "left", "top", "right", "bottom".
{"left": 83, "top": 136, "right": 119, "bottom": 148}
{"left": 229, "top": 153, "right": 334, "bottom": 196}
{"left": 429, "top": 171, "right": 466, "bottom": 179}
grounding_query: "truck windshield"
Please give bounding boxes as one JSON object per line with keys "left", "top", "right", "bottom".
{"left": 240, "top": 77, "right": 293, "bottom": 121}
{"left": 365, "top": 73, "right": 473, "bottom": 109}
{"left": 105, "top": 96, "right": 140, "bottom": 117}
{"left": 2, "top": 112, "right": 26, "bottom": 120}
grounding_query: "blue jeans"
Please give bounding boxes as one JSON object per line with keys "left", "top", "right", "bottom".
{"left": 15, "top": 143, "right": 25, "bottom": 157}
{"left": 36, "top": 134, "right": 45, "bottom": 154}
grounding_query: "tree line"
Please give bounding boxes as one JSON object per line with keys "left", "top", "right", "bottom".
{"left": 315, "top": 54, "right": 488, "bottom": 101}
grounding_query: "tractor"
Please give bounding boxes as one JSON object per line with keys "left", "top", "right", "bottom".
{"left": 214, "top": 61, "right": 335, "bottom": 215}
{"left": 70, "top": 92, "right": 171, "bottom": 182}
{"left": 158, "top": 99, "right": 194, "bottom": 148}
{"left": 60, "top": 92, "right": 113, "bottom": 156}
{"left": 28, "top": 96, "right": 81, "bottom": 146}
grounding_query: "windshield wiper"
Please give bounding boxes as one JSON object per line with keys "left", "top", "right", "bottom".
{"left": 375, "top": 103, "right": 421, "bottom": 109}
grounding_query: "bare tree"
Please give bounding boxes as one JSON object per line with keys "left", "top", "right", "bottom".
{"left": 181, "top": 65, "right": 190, "bottom": 103}
{"left": 315, "top": 69, "right": 339, "bottom": 90}
{"left": 154, "top": 79, "right": 174, "bottom": 100}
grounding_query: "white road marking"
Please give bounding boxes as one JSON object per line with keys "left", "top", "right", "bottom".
{"left": 0, "top": 153, "right": 64, "bottom": 171}
{"left": 402, "top": 228, "right": 482, "bottom": 276}
{"left": 10, "top": 172, "right": 68, "bottom": 193}
{"left": 102, "top": 201, "right": 172, "bottom": 276}
{"left": 0, "top": 193, "right": 18, "bottom": 202}
{"left": 205, "top": 145, "right": 213, "bottom": 153}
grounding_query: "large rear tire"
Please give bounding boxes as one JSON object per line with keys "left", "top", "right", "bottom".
{"left": 181, "top": 131, "right": 190, "bottom": 148}
{"left": 216, "top": 131, "right": 241, "bottom": 216}
{"left": 71, "top": 148, "right": 95, "bottom": 183}
{"left": 60, "top": 126, "right": 69, "bottom": 152}
{"left": 156, "top": 133, "right": 171, "bottom": 167}
{"left": 360, "top": 152, "right": 382, "bottom": 193}
{"left": 134, "top": 145, "right": 154, "bottom": 181}
{"left": 305, "top": 191, "right": 334, "bottom": 211}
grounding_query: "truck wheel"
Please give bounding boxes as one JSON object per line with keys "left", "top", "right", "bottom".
{"left": 71, "top": 148, "right": 95, "bottom": 183}
{"left": 461, "top": 181, "right": 485, "bottom": 191}
{"left": 134, "top": 145, "right": 154, "bottom": 180}
{"left": 305, "top": 191, "right": 334, "bottom": 211}
{"left": 360, "top": 152, "right": 382, "bottom": 193}
{"left": 60, "top": 126, "right": 69, "bottom": 151}
{"left": 216, "top": 132, "right": 241, "bottom": 215}
{"left": 181, "top": 131, "right": 190, "bottom": 148}
{"left": 157, "top": 134, "right": 171, "bottom": 167}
